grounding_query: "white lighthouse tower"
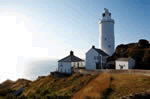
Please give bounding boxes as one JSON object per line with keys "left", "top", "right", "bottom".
{"left": 99, "top": 8, "right": 115, "bottom": 56}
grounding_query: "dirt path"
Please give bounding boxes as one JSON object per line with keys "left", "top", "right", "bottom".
{"left": 72, "top": 73, "right": 110, "bottom": 99}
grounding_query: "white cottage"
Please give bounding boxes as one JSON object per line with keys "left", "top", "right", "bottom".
{"left": 85, "top": 46, "right": 109, "bottom": 70}
{"left": 58, "top": 51, "right": 84, "bottom": 74}
{"left": 115, "top": 57, "right": 135, "bottom": 70}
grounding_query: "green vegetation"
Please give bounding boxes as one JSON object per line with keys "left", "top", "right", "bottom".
{"left": 72, "top": 73, "right": 150, "bottom": 99}
{"left": 1, "top": 72, "right": 150, "bottom": 99}
{"left": 22, "top": 73, "right": 99, "bottom": 97}
{"left": 109, "top": 74, "right": 150, "bottom": 99}
{"left": 0, "top": 79, "right": 31, "bottom": 97}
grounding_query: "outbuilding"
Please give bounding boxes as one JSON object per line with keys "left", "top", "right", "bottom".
{"left": 58, "top": 51, "right": 84, "bottom": 74}
{"left": 85, "top": 45, "right": 109, "bottom": 70}
{"left": 115, "top": 57, "right": 135, "bottom": 70}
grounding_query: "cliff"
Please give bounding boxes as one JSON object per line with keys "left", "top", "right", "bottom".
{"left": 107, "top": 39, "right": 150, "bottom": 69}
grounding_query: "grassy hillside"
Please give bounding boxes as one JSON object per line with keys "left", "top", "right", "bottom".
{"left": 73, "top": 73, "right": 111, "bottom": 99}
{"left": 109, "top": 74, "right": 150, "bottom": 98}
{"left": 21, "top": 73, "right": 99, "bottom": 97}
{"left": 0, "top": 79, "right": 31, "bottom": 96}
{"left": 1, "top": 72, "right": 150, "bottom": 98}
{"left": 73, "top": 73, "right": 150, "bottom": 99}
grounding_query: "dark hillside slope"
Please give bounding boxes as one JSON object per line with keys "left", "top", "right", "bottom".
{"left": 0, "top": 79, "right": 31, "bottom": 96}
{"left": 107, "top": 39, "right": 150, "bottom": 69}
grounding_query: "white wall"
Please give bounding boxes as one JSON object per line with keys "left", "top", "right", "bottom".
{"left": 58, "top": 62, "right": 71, "bottom": 74}
{"left": 86, "top": 48, "right": 99, "bottom": 70}
{"left": 99, "top": 22, "right": 114, "bottom": 56}
{"left": 116, "top": 58, "right": 135, "bottom": 70}
{"left": 99, "top": 9, "right": 115, "bottom": 56}
{"left": 115, "top": 61, "right": 128, "bottom": 70}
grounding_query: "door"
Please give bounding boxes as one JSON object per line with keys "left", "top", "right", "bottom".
{"left": 96, "top": 63, "right": 99, "bottom": 69}
{"left": 120, "top": 66, "right": 123, "bottom": 69}
{"left": 119, "top": 64, "right": 124, "bottom": 69}
{"left": 77, "top": 62, "right": 79, "bottom": 68}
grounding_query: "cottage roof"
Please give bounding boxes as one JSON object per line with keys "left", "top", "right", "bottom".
{"left": 116, "top": 57, "right": 132, "bottom": 61}
{"left": 92, "top": 46, "right": 109, "bottom": 56}
{"left": 95, "top": 48, "right": 109, "bottom": 56}
{"left": 58, "top": 51, "right": 84, "bottom": 62}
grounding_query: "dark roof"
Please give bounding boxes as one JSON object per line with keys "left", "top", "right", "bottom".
{"left": 116, "top": 57, "right": 132, "bottom": 61}
{"left": 94, "top": 48, "right": 109, "bottom": 56}
{"left": 58, "top": 51, "right": 84, "bottom": 62}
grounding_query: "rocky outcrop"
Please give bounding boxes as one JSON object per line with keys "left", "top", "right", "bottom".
{"left": 107, "top": 39, "right": 150, "bottom": 69}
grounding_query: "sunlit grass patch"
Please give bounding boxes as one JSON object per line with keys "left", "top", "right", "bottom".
{"left": 21, "top": 73, "right": 99, "bottom": 97}
{"left": 109, "top": 74, "right": 150, "bottom": 98}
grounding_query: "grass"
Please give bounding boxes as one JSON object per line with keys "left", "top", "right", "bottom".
{"left": 21, "top": 73, "right": 99, "bottom": 97}
{"left": 0, "top": 79, "right": 31, "bottom": 97}
{"left": 109, "top": 74, "right": 150, "bottom": 99}
{"left": 73, "top": 73, "right": 150, "bottom": 99}
{"left": 72, "top": 73, "right": 110, "bottom": 99}
{"left": 2, "top": 72, "right": 150, "bottom": 98}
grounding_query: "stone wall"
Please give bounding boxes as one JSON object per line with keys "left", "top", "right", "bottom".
{"left": 102, "top": 69, "right": 150, "bottom": 75}
{"left": 74, "top": 69, "right": 150, "bottom": 76}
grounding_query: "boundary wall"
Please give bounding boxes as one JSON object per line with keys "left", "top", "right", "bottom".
{"left": 74, "top": 69, "right": 150, "bottom": 76}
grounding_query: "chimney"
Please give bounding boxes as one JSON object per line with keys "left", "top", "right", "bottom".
{"left": 70, "top": 51, "right": 74, "bottom": 55}
{"left": 92, "top": 45, "right": 95, "bottom": 49}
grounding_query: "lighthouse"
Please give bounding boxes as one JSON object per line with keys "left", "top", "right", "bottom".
{"left": 99, "top": 8, "right": 115, "bottom": 56}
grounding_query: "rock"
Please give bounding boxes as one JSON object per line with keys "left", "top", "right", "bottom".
{"left": 137, "top": 39, "right": 149, "bottom": 48}
{"left": 107, "top": 39, "right": 150, "bottom": 69}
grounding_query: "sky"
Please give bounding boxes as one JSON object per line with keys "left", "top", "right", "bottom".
{"left": 0, "top": 0, "right": 150, "bottom": 81}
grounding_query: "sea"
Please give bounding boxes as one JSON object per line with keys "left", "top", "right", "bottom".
{"left": 0, "top": 58, "right": 59, "bottom": 83}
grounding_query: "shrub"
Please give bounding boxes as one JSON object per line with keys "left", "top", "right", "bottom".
{"left": 40, "top": 89, "right": 49, "bottom": 96}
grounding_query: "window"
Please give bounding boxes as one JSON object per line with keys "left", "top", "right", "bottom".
{"left": 94, "top": 56, "right": 96, "bottom": 60}
{"left": 60, "top": 63, "right": 63, "bottom": 67}
{"left": 97, "top": 56, "right": 100, "bottom": 60}
{"left": 109, "top": 13, "right": 111, "bottom": 16}
{"left": 60, "top": 64, "right": 63, "bottom": 67}
{"left": 108, "top": 45, "right": 111, "bottom": 48}
{"left": 103, "top": 13, "right": 105, "bottom": 17}
{"left": 105, "top": 38, "right": 107, "bottom": 40}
